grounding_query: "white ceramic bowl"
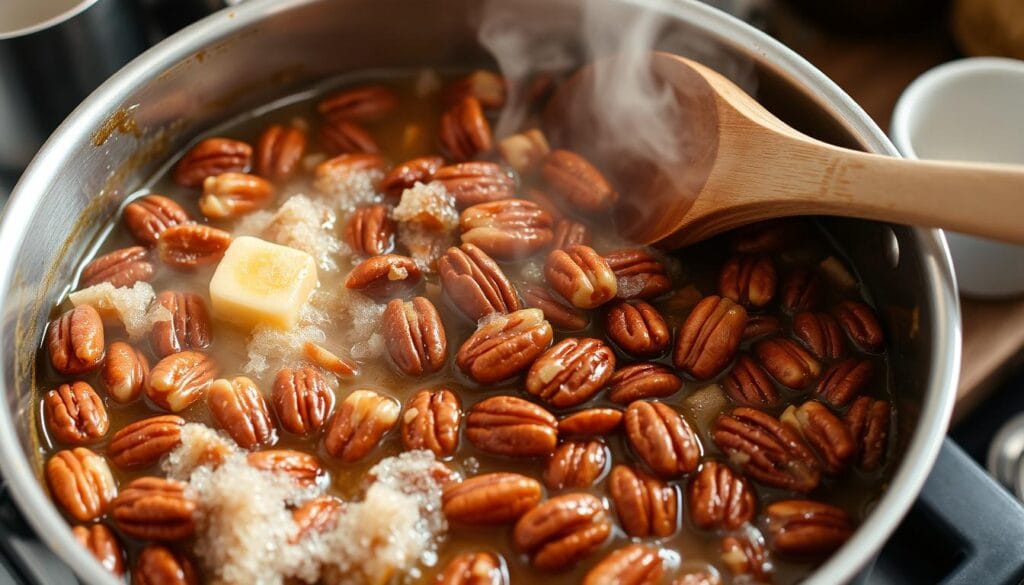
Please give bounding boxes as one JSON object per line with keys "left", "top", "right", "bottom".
{"left": 892, "top": 57, "right": 1024, "bottom": 298}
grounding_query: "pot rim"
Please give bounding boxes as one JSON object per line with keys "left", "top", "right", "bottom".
{"left": 0, "top": 1, "right": 961, "bottom": 583}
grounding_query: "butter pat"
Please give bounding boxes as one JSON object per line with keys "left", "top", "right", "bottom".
{"left": 209, "top": 236, "right": 318, "bottom": 330}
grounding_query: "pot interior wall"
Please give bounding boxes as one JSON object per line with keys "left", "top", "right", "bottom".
{"left": 3, "top": 0, "right": 933, "bottom": 581}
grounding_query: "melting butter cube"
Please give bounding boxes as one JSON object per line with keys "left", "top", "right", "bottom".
{"left": 209, "top": 236, "right": 318, "bottom": 330}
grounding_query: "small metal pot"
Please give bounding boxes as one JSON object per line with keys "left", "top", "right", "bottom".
{"left": 0, "top": 1, "right": 960, "bottom": 583}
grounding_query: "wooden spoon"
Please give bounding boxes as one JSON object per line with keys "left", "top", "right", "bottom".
{"left": 546, "top": 52, "right": 1024, "bottom": 248}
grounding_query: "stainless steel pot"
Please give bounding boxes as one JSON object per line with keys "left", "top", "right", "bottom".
{"left": 0, "top": 1, "right": 961, "bottom": 583}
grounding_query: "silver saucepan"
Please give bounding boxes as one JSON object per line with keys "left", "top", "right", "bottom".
{"left": 0, "top": 0, "right": 960, "bottom": 583}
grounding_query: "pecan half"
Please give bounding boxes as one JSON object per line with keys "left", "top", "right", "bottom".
{"left": 151, "top": 291, "right": 211, "bottom": 357}
{"left": 712, "top": 407, "right": 821, "bottom": 492}
{"left": 456, "top": 309, "right": 552, "bottom": 384}
{"left": 318, "top": 84, "right": 398, "bottom": 122}
{"left": 320, "top": 119, "right": 379, "bottom": 155}
{"left": 755, "top": 337, "right": 822, "bottom": 390}
{"left": 687, "top": 460, "right": 755, "bottom": 531}
{"left": 438, "top": 243, "right": 520, "bottom": 322}
{"left": 199, "top": 172, "right": 274, "bottom": 219}
{"left": 603, "top": 248, "right": 672, "bottom": 301}
{"left": 525, "top": 337, "right": 616, "bottom": 408}
{"left": 255, "top": 123, "right": 307, "bottom": 181}
{"left": 460, "top": 199, "right": 554, "bottom": 260}
{"left": 607, "top": 364, "right": 682, "bottom": 404}
{"left": 465, "top": 395, "right": 558, "bottom": 457}
{"left": 324, "top": 390, "right": 400, "bottom": 462}
{"left": 314, "top": 152, "right": 387, "bottom": 182}
{"left": 672, "top": 295, "right": 747, "bottom": 380}
{"left": 833, "top": 300, "right": 885, "bottom": 353}
{"left": 816, "top": 359, "right": 874, "bottom": 407}
{"left": 134, "top": 545, "right": 198, "bottom": 585}
{"left": 543, "top": 440, "right": 608, "bottom": 489}
{"left": 445, "top": 70, "right": 506, "bottom": 109}
{"left": 401, "top": 388, "right": 461, "bottom": 457}
{"left": 434, "top": 162, "right": 514, "bottom": 209}
{"left": 111, "top": 477, "right": 195, "bottom": 541}
{"left": 846, "top": 396, "right": 891, "bottom": 471}
{"left": 107, "top": 415, "right": 184, "bottom": 469}
{"left": 382, "top": 297, "right": 447, "bottom": 376}
{"left": 272, "top": 367, "right": 334, "bottom": 437}
{"left": 101, "top": 341, "right": 149, "bottom": 403}
{"left": 625, "top": 401, "right": 701, "bottom": 478}
{"left": 764, "top": 500, "right": 853, "bottom": 558}
{"left": 520, "top": 283, "right": 589, "bottom": 331}
{"left": 345, "top": 204, "right": 396, "bottom": 256}
{"left": 523, "top": 188, "right": 563, "bottom": 222}
{"left": 436, "top": 551, "right": 506, "bottom": 585}
{"left": 439, "top": 96, "right": 493, "bottom": 161}
{"left": 551, "top": 218, "right": 591, "bottom": 250}
{"left": 545, "top": 245, "right": 618, "bottom": 309}
{"left": 498, "top": 128, "right": 550, "bottom": 173}
{"left": 208, "top": 377, "right": 275, "bottom": 449}
{"left": 723, "top": 355, "right": 780, "bottom": 408}
{"left": 793, "top": 312, "right": 846, "bottom": 359}
{"left": 156, "top": 224, "right": 231, "bottom": 269}
{"left": 558, "top": 408, "right": 623, "bottom": 438}
{"left": 513, "top": 493, "right": 611, "bottom": 571}
{"left": 46, "top": 448, "right": 117, "bottom": 522}
{"left": 291, "top": 496, "right": 345, "bottom": 543}
{"left": 146, "top": 351, "right": 216, "bottom": 412}
{"left": 345, "top": 254, "right": 423, "bottom": 300}
{"left": 380, "top": 156, "right": 444, "bottom": 197}
{"left": 72, "top": 524, "right": 124, "bottom": 576}
{"left": 583, "top": 544, "right": 663, "bottom": 585}
{"left": 742, "top": 314, "right": 782, "bottom": 342}
{"left": 608, "top": 464, "right": 677, "bottom": 537}
{"left": 80, "top": 246, "right": 154, "bottom": 289}
{"left": 781, "top": 401, "right": 855, "bottom": 474}
{"left": 605, "top": 300, "right": 671, "bottom": 357}
{"left": 302, "top": 342, "right": 359, "bottom": 378}
{"left": 780, "top": 268, "right": 822, "bottom": 313}
{"left": 123, "top": 194, "right": 190, "bottom": 246}
{"left": 443, "top": 472, "right": 542, "bottom": 524}
{"left": 718, "top": 254, "right": 776, "bottom": 308}
{"left": 47, "top": 305, "right": 104, "bottom": 376}
{"left": 173, "top": 137, "right": 252, "bottom": 188}
{"left": 44, "top": 381, "right": 108, "bottom": 445}
{"left": 543, "top": 149, "right": 617, "bottom": 213}
{"left": 721, "top": 528, "right": 772, "bottom": 582}
{"left": 247, "top": 449, "right": 325, "bottom": 487}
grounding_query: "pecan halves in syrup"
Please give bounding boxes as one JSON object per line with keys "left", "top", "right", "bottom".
{"left": 754, "top": 337, "right": 821, "bottom": 390}
{"left": 173, "top": 137, "right": 252, "bottom": 188}
{"left": 545, "top": 244, "right": 618, "bottom": 309}
{"left": 122, "top": 194, "right": 190, "bottom": 246}
{"left": 345, "top": 254, "right": 423, "bottom": 300}
{"left": 134, "top": 544, "right": 198, "bottom": 585}
{"left": 558, "top": 408, "right": 623, "bottom": 438}
{"left": 723, "top": 355, "right": 780, "bottom": 409}
{"left": 345, "top": 204, "right": 396, "bottom": 257}
{"left": 44, "top": 381, "right": 108, "bottom": 445}
{"left": 47, "top": 305, "right": 105, "bottom": 376}
{"left": 439, "top": 96, "right": 493, "bottom": 161}
{"left": 625, "top": 401, "right": 701, "bottom": 478}
{"left": 712, "top": 407, "right": 821, "bottom": 493}
{"left": 459, "top": 199, "right": 554, "bottom": 261}
{"left": 793, "top": 311, "right": 846, "bottom": 359}
{"left": 816, "top": 358, "right": 874, "bottom": 407}
{"left": 102, "top": 341, "right": 150, "bottom": 403}
{"left": 519, "top": 283, "right": 589, "bottom": 331}
{"left": 72, "top": 524, "right": 125, "bottom": 577}
{"left": 845, "top": 396, "right": 891, "bottom": 471}
{"left": 199, "top": 172, "right": 274, "bottom": 219}
{"left": 156, "top": 224, "right": 231, "bottom": 269}
{"left": 107, "top": 415, "right": 185, "bottom": 469}
{"left": 208, "top": 377, "right": 275, "bottom": 449}
{"left": 382, "top": 297, "right": 447, "bottom": 376}
{"left": 672, "top": 295, "right": 747, "bottom": 380}
{"left": 780, "top": 268, "right": 823, "bottom": 312}
{"left": 442, "top": 472, "right": 542, "bottom": 524}
{"left": 433, "top": 162, "right": 515, "bottom": 209}
{"left": 764, "top": 499, "right": 854, "bottom": 558}
{"left": 781, "top": 401, "right": 855, "bottom": 474}
{"left": 80, "top": 246, "right": 154, "bottom": 289}
{"left": 254, "top": 123, "right": 307, "bottom": 181}
{"left": 272, "top": 366, "right": 334, "bottom": 437}
{"left": 318, "top": 84, "right": 399, "bottom": 122}
{"left": 438, "top": 243, "right": 520, "bottom": 322}
{"left": 401, "top": 388, "right": 461, "bottom": 457}
{"left": 543, "top": 439, "right": 609, "bottom": 490}
{"left": 436, "top": 552, "right": 507, "bottom": 585}
{"left": 605, "top": 300, "right": 671, "bottom": 358}
{"left": 687, "top": 460, "right": 756, "bottom": 531}
{"left": 718, "top": 254, "right": 776, "bottom": 308}
{"left": 110, "top": 477, "right": 196, "bottom": 541}
{"left": 833, "top": 300, "right": 885, "bottom": 353}
{"left": 146, "top": 351, "right": 216, "bottom": 413}
{"left": 542, "top": 149, "right": 618, "bottom": 213}
{"left": 456, "top": 309, "right": 552, "bottom": 384}
{"left": 380, "top": 156, "right": 444, "bottom": 197}
{"left": 608, "top": 464, "right": 678, "bottom": 538}
{"left": 324, "top": 390, "right": 400, "bottom": 462}
{"left": 602, "top": 248, "right": 673, "bottom": 301}
{"left": 607, "top": 363, "right": 682, "bottom": 404}
{"left": 512, "top": 492, "right": 611, "bottom": 571}
{"left": 583, "top": 544, "right": 664, "bottom": 585}
{"left": 464, "top": 395, "right": 558, "bottom": 457}
{"left": 246, "top": 449, "right": 325, "bottom": 488}
{"left": 150, "top": 291, "right": 212, "bottom": 357}
{"left": 320, "top": 119, "right": 379, "bottom": 155}
{"left": 524, "top": 337, "right": 616, "bottom": 408}
{"left": 45, "top": 448, "right": 117, "bottom": 522}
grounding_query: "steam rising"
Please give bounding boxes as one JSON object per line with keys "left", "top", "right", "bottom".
{"left": 477, "top": 0, "right": 756, "bottom": 241}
